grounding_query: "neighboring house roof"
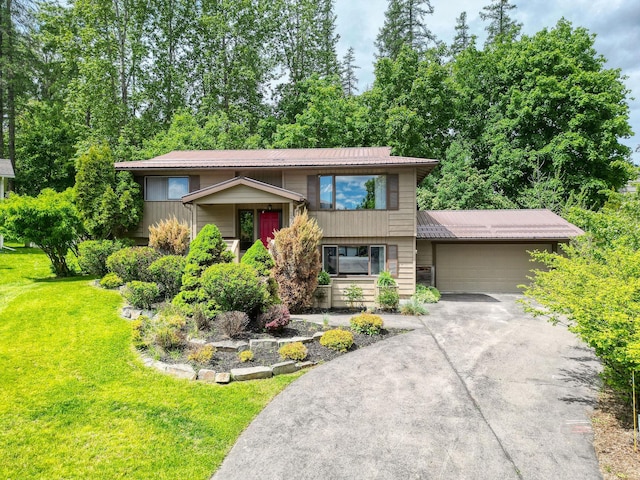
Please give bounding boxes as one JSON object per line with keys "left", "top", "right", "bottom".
{"left": 182, "top": 176, "right": 306, "bottom": 204}
{"left": 417, "top": 209, "right": 584, "bottom": 241}
{"left": 115, "top": 147, "right": 438, "bottom": 182}
{"left": 0, "top": 159, "right": 15, "bottom": 178}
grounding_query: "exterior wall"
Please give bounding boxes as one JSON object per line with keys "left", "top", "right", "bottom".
{"left": 130, "top": 201, "right": 191, "bottom": 237}
{"left": 323, "top": 236, "right": 415, "bottom": 308}
{"left": 284, "top": 167, "right": 416, "bottom": 238}
{"left": 194, "top": 203, "right": 291, "bottom": 240}
{"left": 416, "top": 240, "right": 433, "bottom": 266}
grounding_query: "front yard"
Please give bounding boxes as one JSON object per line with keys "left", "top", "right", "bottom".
{"left": 0, "top": 247, "right": 299, "bottom": 479}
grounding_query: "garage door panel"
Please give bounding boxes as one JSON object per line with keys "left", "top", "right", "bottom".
{"left": 435, "top": 243, "right": 551, "bottom": 293}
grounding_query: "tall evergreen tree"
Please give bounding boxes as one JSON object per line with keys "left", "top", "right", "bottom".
{"left": 375, "top": 0, "right": 437, "bottom": 59}
{"left": 479, "top": 0, "right": 521, "bottom": 45}
{"left": 314, "top": 0, "right": 339, "bottom": 77}
{"left": 340, "top": 46, "right": 359, "bottom": 96}
{"left": 451, "top": 11, "right": 473, "bottom": 55}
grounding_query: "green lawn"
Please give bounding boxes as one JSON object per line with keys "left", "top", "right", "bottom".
{"left": 0, "top": 247, "right": 299, "bottom": 479}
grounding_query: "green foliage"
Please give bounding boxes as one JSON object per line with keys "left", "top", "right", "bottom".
{"left": 400, "top": 298, "right": 429, "bottom": 316}
{"left": 317, "top": 270, "right": 331, "bottom": 286}
{"left": 523, "top": 193, "right": 640, "bottom": 396}
{"left": 187, "top": 344, "right": 216, "bottom": 365}
{"left": 376, "top": 287, "right": 399, "bottom": 311}
{"left": 376, "top": 271, "right": 396, "bottom": 287}
{"left": 343, "top": 284, "right": 364, "bottom": 310}
{"left": 0, "top": 189, "right": 84, "bottom": 277}
{"left": 151, "top": 307, "right": 188, "bottom": 350}
{"left": 147, "top": 255, "right": 187, "bottom": 300}
{"left": 148, "top": 216, "right": 190, "bottom": 255}
{"left": 320, "top": 329, "right": 354, "bottom": 352}
{"left": 99, "top": 273, "right": 124, "bottom": 289}
{"left": 278, "top": 342, "right": 308, "bottom": 361}
{"left": 350, "top": 313, "right": 384, "bottom": 335}
{"left": 77, "top": 240, "right": 125, "bottom": 276}
{"left": 123, "top": 281, "right": 160, "bottom": 309}
{"left": 238, "top": 350, "right": 254, "bottom": 363}
{"left": 74, "top": 144, "right": 142, "bottom": 239}
{"left": 106, "top": 247, "right": 161, "bottom": 283}
{"left": 375, "top": 0, "right": 437, "bottom": 59}
{"left": 414, "top": 284, "right": 440, "bottom": 303}
{"left": 201, "top": 263, "right": 268, "bottom": 318}
{"left": 216, "top": 311, "right": 250, "bottom": 339}
{"left": 240, "top": 239, "right": 275, "bottom": 276}
{"left": 271, "top": 211, "right": 323, "bottom": 313}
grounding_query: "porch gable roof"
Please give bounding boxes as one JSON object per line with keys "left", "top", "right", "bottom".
{"left": 182, "top": 176, "right": 306, "bottom": 204}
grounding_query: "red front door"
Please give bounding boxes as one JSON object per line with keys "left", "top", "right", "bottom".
{"left": 259, "top": 211, "right": 280, "bottom": 247}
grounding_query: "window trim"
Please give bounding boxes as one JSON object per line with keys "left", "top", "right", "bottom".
{"left": 144, "top": 176, "right": 190, "bottom": 201}
{"left": 309, "top": 174, "right": 399, "bottom": 211}
{"left": 322, "top": 244, "right": 392, "bottom": 277}
{"left": 319, "top": 174, "right": 388, "bottom": 211}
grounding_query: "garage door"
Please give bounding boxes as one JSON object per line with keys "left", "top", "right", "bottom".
{"left": 435, "top": 243, "right": 551, "bottom": 293}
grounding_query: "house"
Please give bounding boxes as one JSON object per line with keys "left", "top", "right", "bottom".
{"left": 115, "top": 147, "right": 582, "bottom": 305}
{"left": 0, "top": 158, "right": 15, "bottom": 250}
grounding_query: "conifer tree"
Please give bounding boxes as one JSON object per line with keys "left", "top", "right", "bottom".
{"left": 375, "top": 0, "right": 437, "bottom": 59}
{"left": 340, "top": 46, "right": 359, "bottom": 96}
{"left": 479, "top": 0, "right": 521, "bottom": 45}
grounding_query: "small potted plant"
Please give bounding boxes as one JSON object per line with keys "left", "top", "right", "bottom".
{"left": 314, "top": 270, "right": 332, "bottom": 309}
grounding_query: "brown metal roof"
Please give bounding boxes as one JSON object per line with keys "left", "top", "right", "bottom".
{"left": 0, "top": 159, "right": 15, "bottom": 178}
{"left": 417, "top": 209, "right": 584, "bottom": 240}
{"left": 114, "top": 147, "right": 438, "bottom": 181}
{"left": 182, "top": 176, "right": 305, "bottom": 204}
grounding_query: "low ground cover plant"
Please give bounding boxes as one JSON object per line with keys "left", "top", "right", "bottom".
{"left": 320, "top": 329, "right": 354, "bottom": 352}
{"left": 238, "top": 350, "right": 254, "bottom": 363}
{"left": 414, "top": 285, "right": 440, "bottom": 303}
{"left": 350, "top": 313, "right": 384, "bottom": 335}
{"left": 187, "top": 344, "right": 216, "bottom": 365}
{"left": 400, "top": 297, "right": 428, "bottom": 316}
{"left": 278, "top": 342, "right": 308, "bottom": 361}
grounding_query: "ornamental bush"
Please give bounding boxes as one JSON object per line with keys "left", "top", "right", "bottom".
{"left": 320, "top": 329, "right": 354, "bottom": 352}
{"left": 400, "top": 297, "right": 428, "bottom": 316}
{"left": 99, "top": 272, "right": 124, "bottom": 289}
{"left": 187, "top": 344, "right": 216, "bottom": 365}
{"left": 317, "top": 270, "right": 331, "bottom": 286}
{"left": 152, "top": 307, "right": 187, "bottom": 349}
{"left": 376, "top": 271, "right": 396, "bottom": 287}
{"left": 201, "top": 263, "right": 269, "bottom": 318}
{"left": 350, "top": 313, "right": 384, "bottom": 335}
{"left": 240, "top": 239, "right": 275, "bottom": 276}
{"left": 149, "top": 216, "right": 190, "bottom": 255}
{"left": 278, "top": 342, "right": 308, "bottom": 361}
{"left": 78, "top": 239, "right": 124, "bottom": 276}
{"left": 257, "top": 304, "right": 291, "bottom": 332}
{"left": 123, "top": 281, "right": 159, "bottom": 309}
{"left": 147, "top": 255, "right": 187, "bottom": 299}
{"left": 376, "top": 287, "right": 399, "bottom": 311}
{"left": 238, "top": 350, "right": 254, "bottom": 363}
{"left": 106, "top": 246, "right": 160, "bottom": 282}
{"left": 414, "top": 284, "right": 440, "bottom": 303}
{"left": 216, "top": 311, "right": 250, "bottom": 339}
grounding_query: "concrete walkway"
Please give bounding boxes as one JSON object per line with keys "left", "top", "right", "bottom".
{"left": 212, "top": 295, "right": 602, "bottom": 480}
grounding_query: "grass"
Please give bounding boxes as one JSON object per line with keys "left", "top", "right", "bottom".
{"left": 0, "top": 246, "right": 300, "bottom": 479}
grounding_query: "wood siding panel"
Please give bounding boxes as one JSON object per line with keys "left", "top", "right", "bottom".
{"left": 236, "top": 170, "right": 282, "bottom": 187}
{"left": 194, "top": 184, "right": 295, "bottom": 205}
{"left": 132, "top": 201, "right": 191, "bottom": 238}
{"left": 416, "top": 240, "right": 432, "bottom": 266}
{"left": 199, "top": 171, "right": 235, "bottom": 188}
{"left": 196, "top": 205, "right": 234, "bottom": 237}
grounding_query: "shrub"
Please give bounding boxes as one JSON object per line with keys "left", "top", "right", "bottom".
{"left": 317, "top": 270, "right": 331, "bottom": 286}
{"left": 100, "top": 272, "right": 123, "bottom": 289}
{"left": 201, "top": 263, "right": 269, "bottom": 317}
{"left": 131, "top": 316, "right": 149, "bottom": 348}
{"left": 240, "top": 239, "right": 275, "bottom": 276}
{"left": 187, "top": 344, "right": 215, "bottom": 365}
{"left": 216, "top": 311, "right": 250, "bottom": 339}
{"left": 376, "top": 286, "right": 399, "bottom": 311}
{"left": 149, "top": 216, "right": 190, "bottom": 255}
{"left": 401, "top": 297, "right": 428, "bottom": 316}
{"left": 320, "top": 329, "right": 354, "bottom": 352}
{"left": 415, "top": 284, "right": 440, "bottom": 303}
{"left": 278, "top": 342, "right": 308, "bottom": 361}
{"left": 153, "top": 308, "right": 187, "bottom": 349}
{"left": 77, "top": 240, "right": 124, "bottom": 276}
{"left": 344, "top": 283, "right": 364, "bottom": 310}
{"left": 376, "top": 271, "right": 396, "bottom": 287}
{"left": 258, "top": 304, "right": 291, "bottom": 332}
{"left": 238, "top": 350, "right": 254, "bottom": 363}
{"left": 350, "top": 313, "right": 384, "bottom": 335}
{"left": 123, "top": 281, "right": 160, "bottom": 309}
{"left": 147, "top": 255, "right": 187, "bottom": 299}
{"left": 192, "top": 303, "right": 211, "bottom": 331}
{"left": 271, "top": 210, "right": 323, "bottom": 313}
{"left": 106, "top": 246, "right": 161, "bottom": 282}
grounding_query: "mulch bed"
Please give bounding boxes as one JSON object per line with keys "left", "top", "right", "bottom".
{"left": 151, "top": 319, "right": 406, "bottom": 373}
{"left": 592, "top": 388, "right": 640, "bottom": 480}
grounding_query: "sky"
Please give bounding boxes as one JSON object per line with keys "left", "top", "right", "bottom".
{"left": 334, "top": 0, "right": 640, "bottom": 165}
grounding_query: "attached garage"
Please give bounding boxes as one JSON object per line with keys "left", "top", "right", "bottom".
{"left": 417, "top": 210, "right": 584, "bottom": 294}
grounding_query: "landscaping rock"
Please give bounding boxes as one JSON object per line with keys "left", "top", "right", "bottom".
{"left": 209, "top": 340, "right": 249, "bottom": 352}
{"left": 277, "top": 336, "right": 314, "bottom": 346}
{"left": 165, "top": 363, "right": 196, "bottom": 380}
{"left": 188, "top": 338, "right": 207, "bottom": 347}
{"left": 249, "top": 338, "right": 278, "bottom": 350}
{"left": 312, "top": 332, "right": 325, "bottom": 341}
{"left": 121, "top": 306, "right": 133, "bottom": 319}
{"left": 215, "top": 372, "right": 231, "bottom": 384}
{"left": 271, "top": 361, "right": 299, "bottom": 375}
{"left": 231, "top": 366, "right": 273, "bottom": 381}
{"left": 198, "top": 369, "right": 216, "bottom": 382}
{"left": 296, "top": 361, "right": 315, "bottom": 369}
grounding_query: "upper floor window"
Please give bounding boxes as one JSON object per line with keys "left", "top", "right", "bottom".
{"left": 145, "top": 176, "right": 189, "bottom": 201}
{"left": 308, "top": 174, "right": 398, "bottom": 211}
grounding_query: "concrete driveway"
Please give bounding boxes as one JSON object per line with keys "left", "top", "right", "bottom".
{"left": 212, "top": 295, "right": 602, "bottom": 480}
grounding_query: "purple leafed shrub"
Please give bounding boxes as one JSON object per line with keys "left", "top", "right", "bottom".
{"left": 258, "top": 304, "right": 291, "bottom": 332}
